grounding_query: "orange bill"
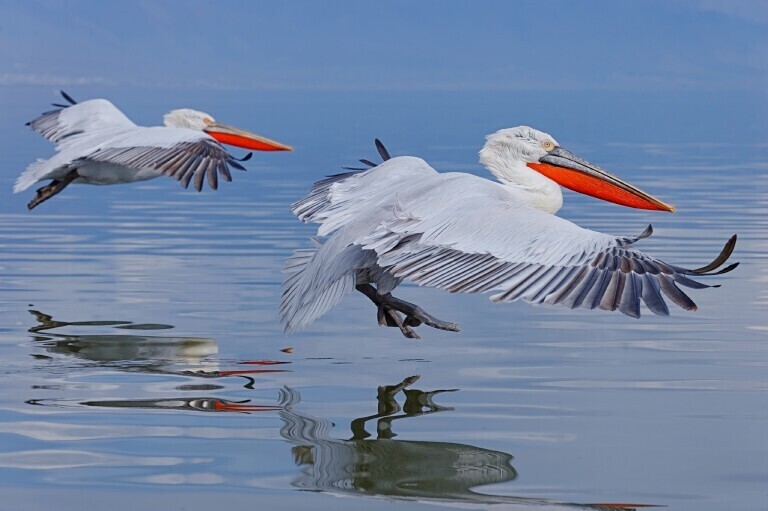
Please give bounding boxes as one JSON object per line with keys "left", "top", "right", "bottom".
{"left": 212, "top": 399, "right": 283, "bottom": 413}
{"left": 530, "top": 147, "right": 674, "bottom": 212}
{"left": 238, "top": 359, "right": 290, "bottom": 365}
{"left": 204, "top": 122, "right": 293, "bottom": 151}
{"left": 586, "top": 504, "right": 663, "bottom": 510}
{"left": 216, "top": 369, "right": 289, "bottom": 376}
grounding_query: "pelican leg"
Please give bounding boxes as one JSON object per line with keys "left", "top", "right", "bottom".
{"left": 356, "top": 284, "right": 420, "bottom": 338}
{"left": 28, "top": 169, "right": 79, "bottom": 210}
{"left": 355, "top": 284, "right": 460, "bottom": 338}
{"left": 380, "top": 294, "right": 461, "bottom": 333}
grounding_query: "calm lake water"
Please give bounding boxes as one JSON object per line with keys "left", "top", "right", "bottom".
{"left": 0, "top": 89, "right": 766, "bottom": 511}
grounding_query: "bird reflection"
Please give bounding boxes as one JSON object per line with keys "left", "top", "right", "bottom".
{"left": 27, "top": 309, "right": 289, "bottom": 378}
{"left": 26, "top": 309, "right": 289, "bottom": 413}
{"left": 279, "top": 376, "right": 648, "bottom": 510}
{"left": 22, "top": 344, "right": 655, "bottom": 510}
{"left": 78, "top": 397, "right": 282, "bottom": 413}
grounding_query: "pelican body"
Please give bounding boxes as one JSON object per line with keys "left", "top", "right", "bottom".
{"left": 17, "top": 91, "right": 292, "bottom": 209}
{"left": 282, "top": 127, "right": 737, "bottom": 338}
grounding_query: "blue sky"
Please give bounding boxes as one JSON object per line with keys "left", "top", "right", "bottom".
{"left": 1, "top": 0, "right": 767, "bottom": 93}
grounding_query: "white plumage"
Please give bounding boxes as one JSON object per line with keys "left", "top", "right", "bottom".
{"left": 282, "top": 128, "right": 737, "bottom": 337}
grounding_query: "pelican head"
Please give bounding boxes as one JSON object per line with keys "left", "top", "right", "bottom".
{"left": 480, "top": 126, "right": 674, "bottom": 213}
{"left": 163, "top": 108, "right": 292, "bottom": 152}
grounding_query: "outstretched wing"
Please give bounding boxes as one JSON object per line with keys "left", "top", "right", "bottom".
{"left": 79, "top": 127, "right": 249, "bottom": 191}
{"left": 27, "top": 96, "right": 135, "bottom": 144}
{"left": 355, "top": 179, "right": 737, "bottom": 318}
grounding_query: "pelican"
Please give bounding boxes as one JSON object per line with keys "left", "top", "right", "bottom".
{"left": 17, "top": 91, "right": 292, "bottom": 209}
{"left": 282, "top": 127, "right": 738, "bottom": 339}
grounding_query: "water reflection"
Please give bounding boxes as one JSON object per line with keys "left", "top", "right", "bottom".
{"left": 26, "top": 309, "right": 289, "bottom": 412}
{"left": 27, "top": 309, "right": 289, "bottom": 378}
{"left": 279, "top": 376, "right": 647, "bottom": 511}
{"left": 78, "top": 397, "right": 282, "bottom": 413}
{"left": 20, "top": 312, "right": 651, "bottom": 509}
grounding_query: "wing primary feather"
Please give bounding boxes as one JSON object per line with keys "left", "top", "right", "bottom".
{"left": 172, "top": 151, "right": 200, "bottom": 181}
{"left": 618, "top": 273, "right": 642, "bottom": 318}
{"left": 640, "top": 274, "right": 670, "bottom": 316}
{"left": 154, "top": 146, "right": 185, "bottom": 168}
{"left": 705, "top": 262, "right": 739, "bottom": 275}
{"left": 513, "top": 266, "right": 564, "bottom": 302}
{"left": 228, "top": 158, "right": 247, "bottom": 171}
{"left": 164, "top": 151, "right": 194, "bottom": 177}
{"left": 690, "top": 235, "right": 737, "bottom": 274}
{"left": 591, "top": 252, "right": 606, "bottom": 268}
{"left": 636, "top": 224, "right": 653, "bottom": 240}
{"left": 674, "top": 274, "right": 713, "bottom": 289}
{"left": 599, "top": 271, "right": 626, "bottom": 311}
{"left": 60, "top": 90, "right": 78, "bottom": 105}
{"left": 193, "top": 158, "right": 208, "bottom": 192}
{"left": 317, "top": 172, "right": 359, "bottom": 184}
{"left": 230, "top": 151, "right": 253, "bottom": 162}
{"left": 659, "top": 276, "right": 697, "bottom": 311}
{"left": 218, "top": 161, "right": 232, "bottom": 182}
{"left": 617, "top": 225, "right": 653, "bottom": 246}
{"left": 605, "top": 253, "right": 620, "bottom": 271}
{"left": 583, "top": 269, "right": 611, "bottom": 309}
{"left": 561, "top": 268, "right": 600, "bottom": 309}
{"left": 375, "top": 139, "right": 391, "bottom": 161}
{"left": 634, "top": 258, "right": 659, "bottom": 275}
{"left": 179, "top": 158, "right": 200, "bottom": 189}
{"left": 620, "top": 256, "right": 632, "bottom": 273}
{"left": 630, "top": 257, "right": 647, "bottom": 274}
{"left": 206, "top": 158, "right": 218, "bottom": 190}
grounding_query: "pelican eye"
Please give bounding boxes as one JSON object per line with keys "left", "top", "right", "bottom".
{"left": 203, "top": 117, "right": 214, "bottom": 126}
{"left": 541, "top": 140, "right": 555, "bottom": 151}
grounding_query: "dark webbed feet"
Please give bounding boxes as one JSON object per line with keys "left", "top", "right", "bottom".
{"left": 356, "top": 284, "right": 460, "bottom": 339}
{"left": 376, "top": 303, "right": 421, "bottom": 339}
{"left": 27, "top": 169, "right": 79, "bottom": 210}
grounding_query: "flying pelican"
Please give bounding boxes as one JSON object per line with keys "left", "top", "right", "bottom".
{"left": 282, "top": 127, "right": 738, "bottom": 339}
{"left": 17, "top": 91, "right": 292, "bottom": 209}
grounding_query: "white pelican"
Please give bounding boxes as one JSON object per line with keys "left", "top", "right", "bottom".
{"left": 17, "top": 91, "right": 292, "bottom": 209}
{"left": 282, "top": 127, "right": 738, "bottom": 338}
